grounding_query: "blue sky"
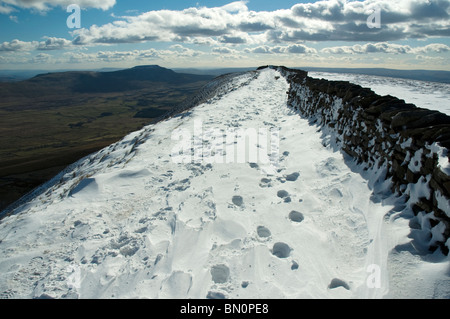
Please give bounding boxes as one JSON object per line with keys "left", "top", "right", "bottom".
{"left": 2, "top": 1, "right": 304, "bottom": 41}
{"left": 1, "top": 0, "right": 449, "bottom": 70}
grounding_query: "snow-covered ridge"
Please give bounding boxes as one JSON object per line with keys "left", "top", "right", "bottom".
{"left": 0, "top": 71, "right": 253, "bottom": 220}
{"left": 276, "top": 65, "right": 450, "bottom": 255}
{"left": 0, "top": 68, "right": 448, "bottom": 299}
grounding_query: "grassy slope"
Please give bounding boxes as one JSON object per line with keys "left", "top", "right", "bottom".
{"left": 0, "top": 66, "right": 213, "bottom": 212}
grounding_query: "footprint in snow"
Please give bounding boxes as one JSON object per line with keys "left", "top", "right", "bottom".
{"left": 277, "top": 190, "right": 291, "bottom": 202}
{"left": 211, "top": 264, "right": 230, "bottom": 284}
{"left": 328, "top": 278, "right": 350, "bottom": 290}
{"left": 256, "top": 226, "right": 271, "bottom": 238}
{"left": 271, "top": 242, "right": 291, "bottom": 258}
{"left": 259, "top": 178, "right": 272, "bottom": 188}
{"left": 232, "top": 195, "right": 244, "bottom": 207}
{"left": 206, "top": 291, "right": 227, "bottom": 299}
{"left": 285, "top": 172, "right": 300, "bottom": 182}
{"left": 249, "top": 162, "right": 259, "bottom": 169}
{"left": 288, "top": 211, "right": 304, "bottom": 223}
{"left": 280, "top": 151, "right": 290, "bottom": 162}
{"left": 277, "top": 190, "right": 289, "bottom": 198}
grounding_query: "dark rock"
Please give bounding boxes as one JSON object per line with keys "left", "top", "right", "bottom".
{"left": 391, "top": 110, "right": 450, "bottom": 131}
{"left": 257, "top": 226, "right": 271, "bottom": 238}
{"left": 328, "top": 278, "right": 350, "bottom": 290}
{"left": 232, "top": 195, "right": 243, "bottom": 206}
{"left": 206, "top": 291, "right": 226, "bottom": 299}
{"left": 277, "top": 190, "right": 289, "bottom": 198}
{"left": 289, "top": 211, "right": 304, "bottom": 223}
{"left": 282, "top": 66, "right": 450, "bottom": 255}
{"left": 272, "top": 242, "right": 291, "bottom": 258}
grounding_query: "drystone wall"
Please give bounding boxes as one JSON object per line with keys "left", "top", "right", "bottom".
{"left": 268, "top": 65, "right": 450, "bottom": 255}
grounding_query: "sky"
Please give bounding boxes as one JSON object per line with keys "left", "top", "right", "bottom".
{"left": 0, "top": 0, "right": 449, "bottom": 71}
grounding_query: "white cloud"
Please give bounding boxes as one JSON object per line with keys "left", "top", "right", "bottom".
{"left": 169, "top": 44, "right": 204, "bottom": 57}
{"left": 245, "top": 45, "right": 272, "bottom": 54}
{"left": 285, "top": 44, "right": 317, "bottom": 54}
{"left": 65, "top": 0, "right": 450, "bottom": 47}
{"left": 62, "top": 46, "right": 206, "bottom": 65}
{"left": 321, "top": 42, "right": 450, "bottom": 55}
{"left": 1, "top": 0, "right": 449, "bottom": 69}
{"left": 37, "top": 37, "right": 73, "bottom": 50}
{"left": 245, "top": 44, "right": 317, "bottom": 54}
{"left": 412, "top": 43, "right": 450, "bottom": 53}
{"left": 0, "top": 3, "right": 15, "bottom": 13}
{"left": 212, "top": 47, "right": 239, "bottom": 54}
{"left": 30, "top": 52, "right": 52, "bottom": 63}
{"left": 280, "top": 0, "right": 450, "bottom": 42}
{"left": 0, "top": 0, "right": 116, "bottom": 12}
{"left": 0, "top": 37, "right": 73, "bottom": 51}
{"left": 0, "top": 39, "right": 37, "bottom": 51}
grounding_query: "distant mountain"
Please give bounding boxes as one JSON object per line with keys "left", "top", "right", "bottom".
{"left": 0, "top": 65, "right": 213, "bottom": 96}
{"left": 3, "top": 66, "right": 448, "bottom": 84}
{"left": 0, "top": 68, "right": 125, "bottom": 82}
{"left": 74, "top": 65, "right": 215, "bottom": 93}
{"left": 0, "top": 65, "right": 214, "bottom": 213}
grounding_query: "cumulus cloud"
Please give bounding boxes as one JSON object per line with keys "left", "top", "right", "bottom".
{"left": 64, "top": 0, "right": 450, "bottom": 47}
{"left": 0, "top": 39, "right": 37, "bottom": 51}
{"left": 412, "top": 43, "right": 450, "bottom": 53}
{"left": 63, "top": 46, "right": 206, "bottom": 65}
{"left": 71, "top": 1, "right": 263, "bottom": 45}
{"left": 0, "top": 0, "right": 116, "bottom": 12}
{"left": 290, "top": 0, "right": 449, "bottom": 24}
{"left": 37, "top": 37, "right": 73, "bottom": 50}
{"left": 70, "top": 2, "right": 273, "bottom": 46}
{"left": 285, "top": 44, "right": 317, "bottom": 54}
{"left": 0, "top": 37, "right": 73, "bottom": 51}
{"left": 218, "top": 34, "right": 248, "bottom": 44}
{"left": 30, "top": 52, "right": 52, "bottom": 63}
{"left": 1, "top": 0, "right": 449, "bottom": 67}
{"left": 212, "top": 47, "right": 239, "bottom": 54}
{"left": 245, "top": 44, "right": 317, "bottom": 54}
{"left": 321, "top": 42, "right": 450, "bottom": 54}
{"left": 277, "top": 0, "right": 450, "bottom": 42}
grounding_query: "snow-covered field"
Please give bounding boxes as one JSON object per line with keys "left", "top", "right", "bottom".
{"left": 309, "top": 72, "right": 450, "bottom": 116}
{"left": 0, "top": 69, "right": 448, "bottom": 299}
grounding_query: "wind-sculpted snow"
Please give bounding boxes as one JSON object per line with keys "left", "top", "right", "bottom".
{"left": 0, "top": 68, "right": 448, "bottom": 299}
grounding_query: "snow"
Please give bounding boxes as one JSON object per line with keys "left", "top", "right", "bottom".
{"left": 0, "top": 69, "right": 448, "bottom": 299}
{"left": 430, "top": 142, "right": 450, "bottom": 176}
{"left": 309, "top": 72, "right": 450, "bottom": 115}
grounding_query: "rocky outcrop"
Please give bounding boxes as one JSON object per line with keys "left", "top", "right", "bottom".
{"left": 269, "top": 65, "right": 450, "bottom": 255}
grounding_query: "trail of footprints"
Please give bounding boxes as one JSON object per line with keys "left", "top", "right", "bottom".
{"left": 0, "top": 73, "right": 351, "bottom": 299}
{"left": 205, "top": 146, "right": 354, "bottom": 298}
{"left": 206, "top": 150, "right": 309, "bottom": 299}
